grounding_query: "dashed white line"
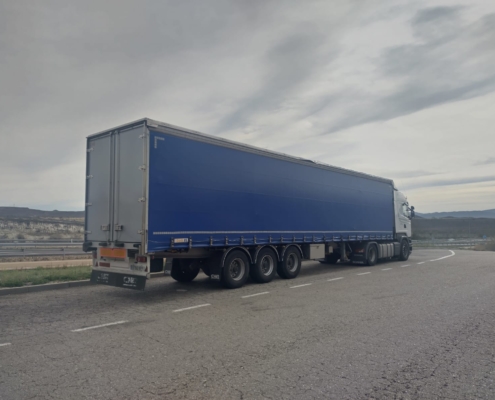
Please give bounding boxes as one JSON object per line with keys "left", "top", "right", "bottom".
{"left": 241, "top": 292, "right": 269, "bottom": 299}
{"left": 381, "top": 268, "right": 392, "bottom": 271}
{"left": 173, "top": 303, "right": 211, "bottom": 313}
{"left": 401, "top": 265, "right": 410, "bottom": 268}
{"left": 0, "top": 343, "right": 12, "bottom": 347}
{"left": 71, "top": 320, "right": 128, "bottom": 332}
{"left": 357, "top": 272, "right": 371, "bottom": 275}
{"left": 417, "top": 262, "right": 425, "bottom": 265}
{"left": 290, "top": 283, "right": 312, "bottom": 288}
{"left": 327, "top": 277, "right": 344, "bottom": 282}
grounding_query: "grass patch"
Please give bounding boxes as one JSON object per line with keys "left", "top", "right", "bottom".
{"left": 0, "top": 266, "right": 91, "bottom": 288}
{"left": 474, "top": 241, "right": 495, "bottom": 252}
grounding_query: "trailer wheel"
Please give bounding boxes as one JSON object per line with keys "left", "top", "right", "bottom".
{"left": 398, "top": 239, "right": 410, "bottom": 261}
{"left": 277, "top": 247, "right": 301, "bottom": 279}
{"left": 366, "top": 244, "right": 378, "bottom": 266}
{"left": 222, "top": 250, "right": 249, "bottom": 289}
{"left": 250, "top": 247, "right": 278, "bottom": 283}
{"left": 171, "top": 259, "right": 201, "bottom": 282}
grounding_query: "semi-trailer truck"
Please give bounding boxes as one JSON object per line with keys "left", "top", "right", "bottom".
{"left": 84, "top": 118, "right": 414, "bottom": 291}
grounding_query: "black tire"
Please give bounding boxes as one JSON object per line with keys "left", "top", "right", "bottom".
{"left": 250, "top": 247, "right": 278, "bottom": 283}
{"left": 398, "top": 239, "right": 410, "bottom": 261}
{"left": 222, "top": 250, "right": 250, "bottom": 289}
{"left": 171, "top": 259, "right": 201, "bottom": 282}
{"left": 150, "top": 258, "right": 164, "bottom": 272}
{"left": 277, "top": 247, "right": 302, "bottom": 279}
{"left": 366, "top": 244, "right": 378, "bottom": 266}
{"left": 319, "top": 252, "right": 340, "bottom": 264}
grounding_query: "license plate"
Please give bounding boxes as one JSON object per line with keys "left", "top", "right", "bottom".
{"left": 100, "top": 248, "right": 126, "bottom": 259}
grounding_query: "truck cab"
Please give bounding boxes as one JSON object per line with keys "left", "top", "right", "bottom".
{"left": 394, "top": 189, "right": 414, "bottom": 242}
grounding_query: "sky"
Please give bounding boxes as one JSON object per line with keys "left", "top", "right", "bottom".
{"left": 1, "top": 0, "right": 494, "bottom": 213}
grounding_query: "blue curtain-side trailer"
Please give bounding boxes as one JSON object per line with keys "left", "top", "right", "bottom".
{"left": 84, "top": 118, "right": 414, "bottom": 291}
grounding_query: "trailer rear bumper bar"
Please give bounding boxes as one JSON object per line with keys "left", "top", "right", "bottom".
{"left": 91, "top": 270, "right": 146, "bottom": 291}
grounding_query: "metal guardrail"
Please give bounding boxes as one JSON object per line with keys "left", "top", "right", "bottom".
{"left": 0, "top": 243, "right": 83, "bottom": 249}
{"left": 412, "top": 239, "right": 489, "bottom": 248}
{"left": 0, "top": 240, "right": 86, "bottom": 259}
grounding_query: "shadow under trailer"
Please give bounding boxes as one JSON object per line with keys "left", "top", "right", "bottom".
{"left": 84, "top": 118, "right": 414, "bottom": 291}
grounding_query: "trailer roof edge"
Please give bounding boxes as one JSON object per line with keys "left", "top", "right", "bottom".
{"left": 87, "top": 117, "right": 395, "bottom": 186}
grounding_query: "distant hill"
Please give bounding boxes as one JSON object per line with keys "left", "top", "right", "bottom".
{"left": 417, "top": 209, "right": 495, "bottom": 219}
{"left": 0, "top": 207, "right": 84, "bottom": 219}
{"left": 412, "top": 217, "right": 495, "bottom": 239}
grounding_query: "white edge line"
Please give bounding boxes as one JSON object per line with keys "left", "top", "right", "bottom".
{"left": 173, "top": 303, "right": 211, "bottom": 313}
{"left": 357, "top": 272, "right": 371, "bottom": 275}
{"left": 71, "top": 320, "right": 128, "bottom": 332}
{"left": 327, "top": 277, "right": 344, "bottom": 282}
{"left": 290, "top": 283, "right": 312, "bottom": 288}
{"left": 401, "top": 265, "right": 410, "bottom": 268}
{"left": 417, "top": 262, "right": 425, "bottom": 265}
{"left": 241, "top": 292, "right": 269, "bottom": 299}
{"left": 381, "top": 268, "right": 392, "bottom": 271}
{"left": 0, "top": 343, "right": 12, "bottom": 347}
{"left": 430, "top": 250, "right": 456, "bottom": 262}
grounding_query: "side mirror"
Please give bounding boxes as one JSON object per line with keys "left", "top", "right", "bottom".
{"left": 410, "top": 206, "right": 415, "bottom": 219}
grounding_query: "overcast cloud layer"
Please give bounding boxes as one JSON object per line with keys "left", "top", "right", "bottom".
{"left": 1, "top": 0, "right": 494, "bottom": 213}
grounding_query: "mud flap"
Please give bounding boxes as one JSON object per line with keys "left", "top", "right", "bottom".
{"left": 91, "top": 270, "right": 146, "bottom": 290}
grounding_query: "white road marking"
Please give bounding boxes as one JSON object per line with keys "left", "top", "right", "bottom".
{"left": 241, "top": 291, "right": 269, "bottom": 299}
{"left": 417, "top": 262, "right": 425, "bottom": 265}
{"left": 381, "top": 268, "right": 392, "bottom": 271}
{"left": 430, "top": 250, "right": 456, "bottom": 262}
{"left": 0, "top": 343, "right": 12, "bottom": 347}
{"left": 357, "top": 272, "right": 371, "bottom": 275}
{"left": 327, "top": 277, "right": 344, "bottom": 282}
{"left": 71, "top": 320, "right": 128, "bottom": 332}
{"left": 290, "top": 283, "right": 312, "bottom": 288}
{"left": 401, "top": 265, "right": 410, "bottom": 268}
{"left": 173, "top": 303, "right": 211, "bottom": 313}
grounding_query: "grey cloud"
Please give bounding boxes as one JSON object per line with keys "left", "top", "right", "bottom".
{"left": 391, "top": 170, "right": 439, "bottom": 179}
{"left": 412, "top": 6, "right": 463, "bottom": 26}
{"left": 403, "top": 175, "right": 495, "bottom": 190}
{"left": 215, "top": 29, "right": 330, "bottom": 132}
{"left": 474, "top": 157, "right": 495, "bottom": 166}
{"left": 318, "top": 8, "right": 495, "bottom": 135}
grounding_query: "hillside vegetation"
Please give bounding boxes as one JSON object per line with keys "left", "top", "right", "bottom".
{"left": 412, "top": 218, "right": 495, "bottom": 240}
{"left": 0, "top": 207, "right": 84, "bottom": 240}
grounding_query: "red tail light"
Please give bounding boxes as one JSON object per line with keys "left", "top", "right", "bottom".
{"left": 136, "top": 255, "right": 147, "bottom": 263}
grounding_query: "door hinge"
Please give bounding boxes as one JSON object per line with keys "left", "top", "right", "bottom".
{"left": 139, "top": 134, "right": 146, "bottom": 139}
{"left": 139, "top": 165, "right": 146, "bottom": 171}
{"left": 87, "top": 147, "right": 94, "bottom": 153}
{"left": 86, "top": 175, "right": 93, "bottom": 179}
{"left": 85, "top": 202, "right": 92, "bottom": 206}
{"left": 138, "top": 230, "right": 144, "bottom": 235}
{"left": 101, "top": 224, "right": 110, "bottom": 231}
{"left": 85, "top": 230, "right": 92, "bottom": 234}
{"left": 114, "top": 224, "right": 124, "bottom": 231}
{"left": 138, "top": 197, "right": 146, "bottom": 202}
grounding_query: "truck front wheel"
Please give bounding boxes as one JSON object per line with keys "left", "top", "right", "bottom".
{"left": 398, "top": 239, "right": 410, "bottom": 261}
{"left": 222, "top": 250, "right": 250, "bottom": 289}
{"left": 366, "top": 244, "right": 378, "bottom": 266}
{"left": 171, "top": 259, "right": 201, "bottom": 282}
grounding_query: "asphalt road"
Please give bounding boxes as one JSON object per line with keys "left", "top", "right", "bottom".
{"left": 1, "top": 249, "right": 494, "bottom": 399}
